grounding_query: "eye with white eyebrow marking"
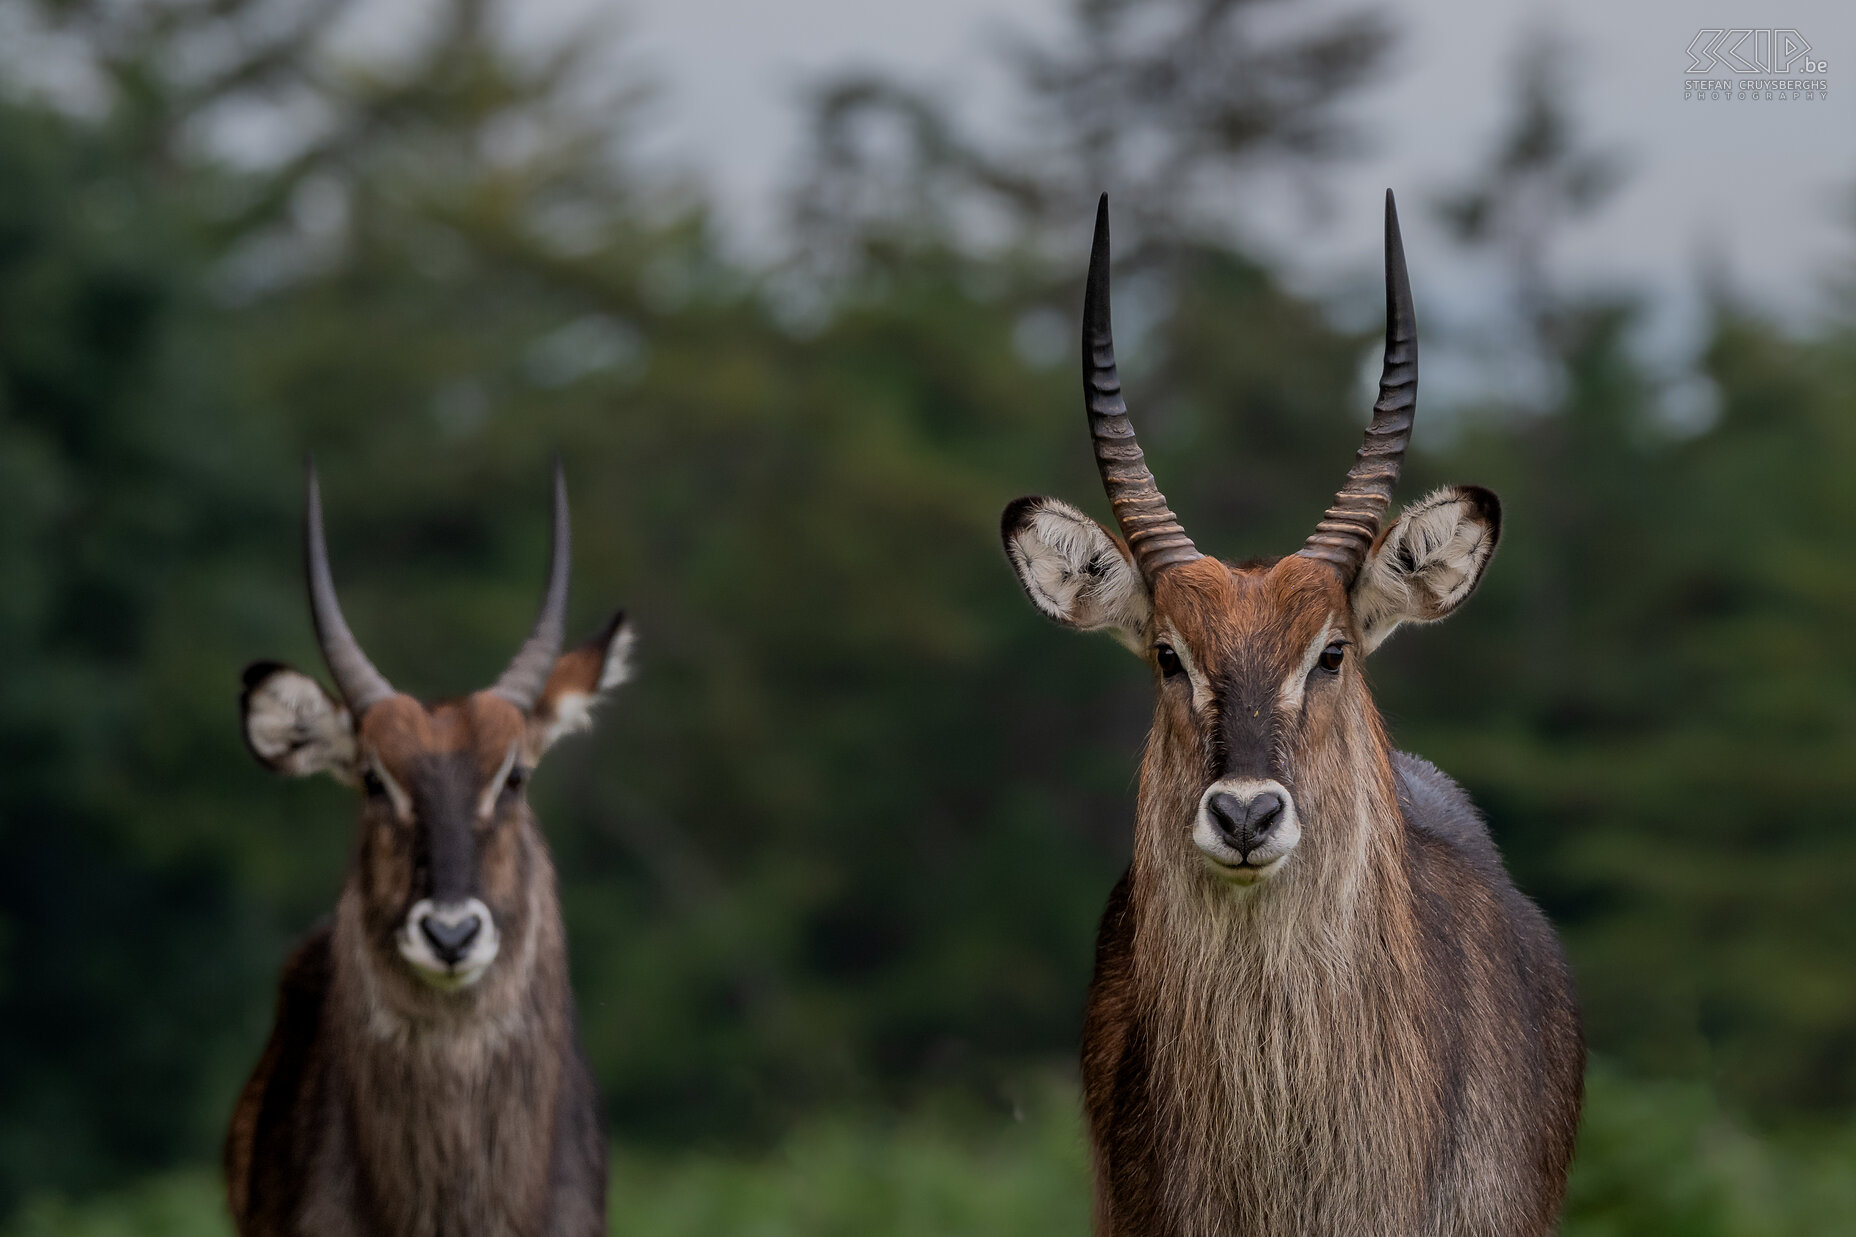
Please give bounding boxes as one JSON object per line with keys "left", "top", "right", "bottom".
{"left": 1150, "top": 625, "right": 1210, "bottom": 711}
{"left": 1276, "top": 622, "right": 1345, "bottom": 718}
{"left": 361, "top": 749, "right": 414, "bottom": 821}
{"left": 477, "top": 743, "right": 522, "bottom": 820}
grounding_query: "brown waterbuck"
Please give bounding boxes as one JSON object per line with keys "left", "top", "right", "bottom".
{"left": 1001, "top": 194, "right": 1583, "bottom": 1236}
{"left": 228, "top": 461, "right": 631, "bottom": 1237}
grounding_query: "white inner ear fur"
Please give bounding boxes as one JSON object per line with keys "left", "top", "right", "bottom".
{"left": 535, "top": 622, "right": 636, "bottom": 751}
{"left": 243, "top": 668, "right": 358, "bottom": 782}
{"left": 597, "top": 622, "right": 637, "bottom": 691}
{"left": 1352, "top": 487, "right": 1498, "bottom": 654}
{"left": 1005, "top": 499, "right": 1151, "bottom": 654}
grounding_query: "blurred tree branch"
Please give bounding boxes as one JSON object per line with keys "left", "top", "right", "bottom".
{"left": 791, "top": 0, "right": 1393, "bottom": 278}
{"left": 1428, "top": 34, "right": 1626, "bottom": 703}
{"left": 1434, "top": 33, "right": 1624, "bottom": 402}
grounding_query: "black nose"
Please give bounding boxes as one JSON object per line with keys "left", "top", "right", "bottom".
{"left": 420, "top": 912, "right": 483, "bottom": 965}
{"left": 1206, "top": 791, "right": 1285, "bottom": 857}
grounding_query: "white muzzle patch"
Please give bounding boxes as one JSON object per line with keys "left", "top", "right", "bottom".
{"left": 398, "top": 897, "right": 500, "bottom": 990}
{"left": 1192, "top": 777, "right": 1301, "bottom": 885}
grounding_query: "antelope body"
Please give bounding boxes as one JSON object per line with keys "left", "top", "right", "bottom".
{"left": 228, "top": 464, "right": 631, "bottom": 1237}
{"left": 1002, "top": 195, "right": 1583, "bottom": 1236}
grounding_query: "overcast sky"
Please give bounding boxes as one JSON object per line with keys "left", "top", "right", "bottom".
{"left": 518, "top": 0, "right": 1856, "bottom": 400}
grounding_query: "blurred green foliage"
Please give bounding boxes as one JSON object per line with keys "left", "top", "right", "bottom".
{"left": 0, "top": 0, "right": 1851, "bottom": 1226}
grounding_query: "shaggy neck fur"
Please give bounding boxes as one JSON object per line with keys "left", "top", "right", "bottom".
{"left": 1129, "top": 694, "right": 1443, "bottom": 1237}
{"left": 322, "top": 824, "right": 572, "bottom": 1237}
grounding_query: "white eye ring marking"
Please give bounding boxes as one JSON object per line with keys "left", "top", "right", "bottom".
{"left": 477, "top": 742, "right": 519, "bottom": 821}
{"left": 363, "top": 748, "right": 414, "bottom": 822}
{"left": 1155, "top": 621, "right": 1211, "bottom": 712}
{"left": 1276, "top": 615, "right": 1339, "bottom": 718}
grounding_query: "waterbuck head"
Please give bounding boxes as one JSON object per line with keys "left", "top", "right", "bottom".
{"left": 1003, "top": 193, "right": 1499, "bottom": 892}
{"left": 241, "top": 461, "right": 633, "bottom": 992}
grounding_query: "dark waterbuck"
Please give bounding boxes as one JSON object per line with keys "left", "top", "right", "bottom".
{"left": 1001, "top": 194, "right": 1583, "bottom": 1236}
{"left": 228, "top": 461, "right": 632, "bottom": 1237}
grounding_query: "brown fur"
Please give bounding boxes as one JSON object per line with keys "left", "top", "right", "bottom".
{"left": 1080, "top": 555, "right": 1583, "bottom": 1236}
{"left": 230, "top": 662, "right": 619, "bottom": 1236}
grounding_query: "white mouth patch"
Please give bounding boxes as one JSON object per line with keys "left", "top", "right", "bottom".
{"left": 1192, "top": 777, "right": 1301, "bottom": 882}
{"left": 398, "top": 897, "right": 501, "bottom": 990}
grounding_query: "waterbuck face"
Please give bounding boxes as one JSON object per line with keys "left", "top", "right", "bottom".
{"left": 1004, "top": 487, "right": 1498, "bottom": 885}
{"left": 1002, "top": 192, "right": 1498, "bottom": 887}
{"left": 239, "top": 460, "right": 632, "bottom": 990}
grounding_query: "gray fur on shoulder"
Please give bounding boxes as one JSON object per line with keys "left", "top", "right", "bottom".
{"left": 1393, "top": 751, "right": 1503, "bottom": 876}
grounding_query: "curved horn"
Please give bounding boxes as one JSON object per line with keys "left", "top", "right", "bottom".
{"left": 1302, "top": 189, "right": 1417, "bottom": 584}
{"left": 305, "top": 460, "right": 396, "bottom": 716}
{"left": 489, "top": 458, "right": 571, "bottom": 710}
{"left": 1084, "top": 194, "right": 1201, "bottom": 579}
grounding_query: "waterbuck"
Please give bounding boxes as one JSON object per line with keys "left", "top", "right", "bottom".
{"left": 1001, "top": 194, "right": 1583, "bottom": 1236}
{"left": 228, "top": 461, "right": 631, "bottom": 1237}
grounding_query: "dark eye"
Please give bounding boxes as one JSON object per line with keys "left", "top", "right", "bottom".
{"left": 504, "top": 767, "right": 529, "bottom": 795}
{"left": 361, "top": 768, "right": 387, "bottom": 798}
{"left": 1154, "top": 644, "right": 1184, "bottom": 678}
{"left": 1318, "top": 642, "right": 1346, "bottom": 673}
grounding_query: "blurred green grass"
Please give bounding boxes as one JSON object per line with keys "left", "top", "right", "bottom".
{"left": 11, "top": 1064, "right": 1853, "bottom": 1237}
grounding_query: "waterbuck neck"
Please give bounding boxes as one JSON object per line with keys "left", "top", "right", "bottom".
{"left": 1126, "top": 693, "right": 1441, "bottom": 1237}
{"left": 323, "top": 829, "right": 574, "bottom": 1236}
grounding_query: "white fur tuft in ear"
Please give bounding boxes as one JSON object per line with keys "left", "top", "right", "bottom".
{"left": 1001, "top": 496, "right": 1151, "bottom": 653}
{"left": 598, "top": 621, "right": 636, "bottom": 691}
{"left": 529, "top": 613, "right": 635, "bottom": 755}
{"left": 1352, "top": 486, "right": 1501, "bottom": 653}
{"left": 240, "top": 663, "right": 358, "bottom": 782}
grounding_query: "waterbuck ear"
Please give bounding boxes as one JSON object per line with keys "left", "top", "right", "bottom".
{"left": 240, "top": 662, "right": 359, "bottom": 783}
{"left": 527, "top": 611, "right": 635, "bottom": 756}
{"left": 1001, "top": 496, "right": 1151, "bottom": 654}
{"left": 1352, "top": 485, "right": 1501, "bottom": 654}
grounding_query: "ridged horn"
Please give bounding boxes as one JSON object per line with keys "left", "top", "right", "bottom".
{"left": 305, "top": 460, "right": 396, "bottom": 717}
{"left": 1084, "top": 194, "right": 1201, "bottom": 579}
{"left": 1302, "top": 189, "right": 1417, "bottom": 583}
{"left": 489, "top": 457, "right": 571, "bottom": 711}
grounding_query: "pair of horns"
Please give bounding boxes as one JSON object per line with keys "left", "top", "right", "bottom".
{"left": 306, "top": 459, "right": 571, "bottom": 716}
{"left": 1084, "top": 189, "right": 1417, "bottom": 586}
